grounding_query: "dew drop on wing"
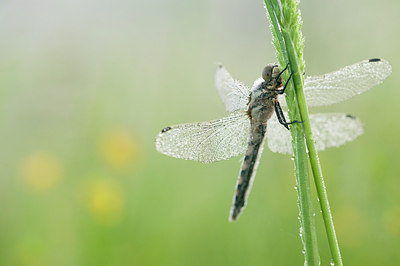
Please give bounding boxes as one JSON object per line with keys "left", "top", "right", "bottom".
{"left": 161, "top": 126, "right": 171, "bottom": 133}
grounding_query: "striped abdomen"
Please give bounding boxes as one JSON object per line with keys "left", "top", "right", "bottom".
{"left": 230, "top": 123, "right": 267, "bottom": 221}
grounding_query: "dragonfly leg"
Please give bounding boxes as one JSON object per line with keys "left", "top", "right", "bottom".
{"left": 275, "top": 63, "right": 289, "bottom": 83}
{"left": 276, "top": 72, "right": 293, "bottom": 94}
{"left": 274, "top": 99, "right": 302, "bottom": 130}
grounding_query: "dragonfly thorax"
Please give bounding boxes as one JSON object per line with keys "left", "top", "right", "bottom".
{"left": 247, "top": 64, "right": 285, "bottom": 123}
{"left": 247, "top": 86, "right": 277, "bottom": 124}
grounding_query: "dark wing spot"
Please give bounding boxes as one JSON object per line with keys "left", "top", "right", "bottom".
{"left": 369, "top": 58, "right": 381, "bottom": 62}
{"left": 346, "top": 114, "right": 356, "bottom": 119}
{"left": 161, "top": 126, "right": 172, "bottom": 133}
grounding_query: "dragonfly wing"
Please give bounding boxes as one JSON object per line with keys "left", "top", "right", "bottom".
{"left": 303, "top": 58, "right": 392, "bottom": 107}
{"left": 215, "top": 65, "right": 250, "bottom": 112}
{"left": 266, "top": 113, "right": 364, "bottom": 154}
{"left": 155, "top": 111, "right": 250, "bottom": 163}
{"left": 266, "top": 113, "right": 292, "bottom": 154}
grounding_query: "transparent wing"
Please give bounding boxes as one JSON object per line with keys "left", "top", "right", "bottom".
{"left": 278, "top": 58, "right": 392, "bottom": 107}
{"left": 304, "top": 58, "right": 391, "bottom": 106}
{"left": 215, "top": 65, "right": 250, "bottom": 112}
{"left": 266, "top": 112, "right": 364, "bottom": 154}
{"left": 155, "top": 111, "right": 250, "bottom": 163}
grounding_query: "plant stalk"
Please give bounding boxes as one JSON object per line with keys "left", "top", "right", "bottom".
{"left": 265, "top": 0, "right": 343, "bottom": 265}
{"left": 289, "top": 43, "right": 344, "bottom": 266}
{"left": 265, "top": 1, "right": 319, "bottom": 265}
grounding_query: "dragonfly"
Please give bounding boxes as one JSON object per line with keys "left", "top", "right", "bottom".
{"left": 155, "top": 58, "right": 392, "bottom": 221}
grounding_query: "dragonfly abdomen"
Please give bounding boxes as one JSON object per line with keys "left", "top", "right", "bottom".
{"left": 230, "top": 123, "right": 267, "bottom": 221}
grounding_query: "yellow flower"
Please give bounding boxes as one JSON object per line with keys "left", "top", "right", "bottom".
{"left": 98, "top": 129, "right": 139, "bottom": 169}
{"left": 86, "top": 178, "right": 124, "bottom": 225}
{"left": 21, "top": 152, "right": 62, "bottom": 192}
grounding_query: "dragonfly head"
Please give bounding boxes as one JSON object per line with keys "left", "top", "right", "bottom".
{"left": 262, "top": 64, "right": 280, "bottom": 83}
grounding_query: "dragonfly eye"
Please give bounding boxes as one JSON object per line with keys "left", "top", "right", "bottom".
{"left": 262, "top": 65, "right": 273, "bottom": 82}
{"left": 262, "top": 64, "right": 280, "bottom": 82}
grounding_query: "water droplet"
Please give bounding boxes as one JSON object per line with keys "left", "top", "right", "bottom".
{"left": 330, "top": 261, "right": 335, "bottom": 266}
{"left": 313, "top": 212, "right": 316, "bottom": 217}
{"left": 316, "top": 197, "right": 320, "bottom": 202}
{"left": 302, "top": 250, "right": 306, "bottom": 254}
{"left": 294, "top": 185, "right": 298, "bottom": 190}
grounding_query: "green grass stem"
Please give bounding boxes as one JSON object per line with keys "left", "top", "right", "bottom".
{"left": 264, "top": 1, "right": 343, "bottom": 265}
{"left": 291, "top": 40, "right": 344, "bottom": 266}
{"left": 264, "top": 1, "right": 319, "bottom": 265}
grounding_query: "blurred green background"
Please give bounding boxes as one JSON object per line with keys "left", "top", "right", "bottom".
{"left": 0, "top": 0, "right": 399, "bottom": 265}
